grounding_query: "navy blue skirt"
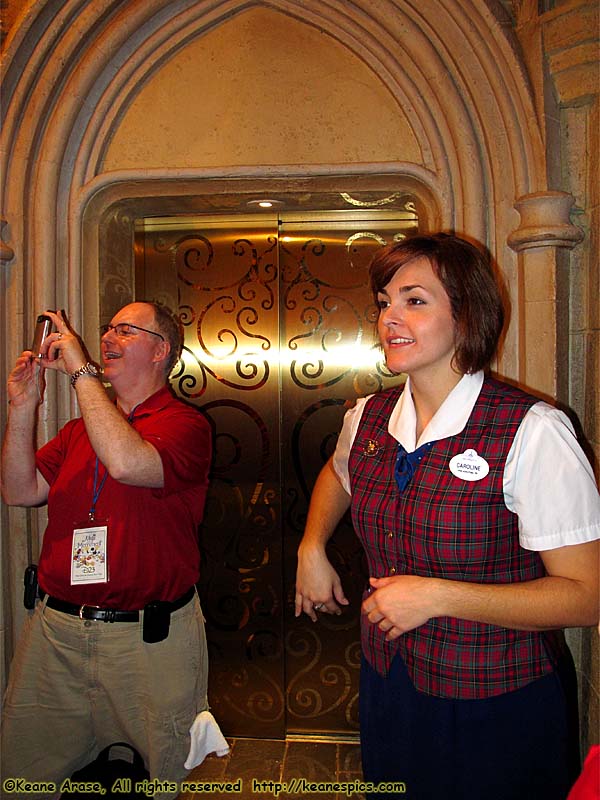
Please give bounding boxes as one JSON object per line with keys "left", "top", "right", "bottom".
{"left": 359, "top": 652, "right": 580, "bottom": 800}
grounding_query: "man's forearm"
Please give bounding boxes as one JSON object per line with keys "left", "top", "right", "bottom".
{"left": 1, "top": 404, "right": 46, "bottom": 505}
{"left": 74, "top": 376, "right": 164, "bottom": 487}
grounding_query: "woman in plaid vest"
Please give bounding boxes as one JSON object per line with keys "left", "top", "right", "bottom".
{"left": 295, "top": 233, "right": 600, "bottom": 799}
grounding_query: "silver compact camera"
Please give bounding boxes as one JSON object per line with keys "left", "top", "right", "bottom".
{"left": 31, "top": 314, "right": 53, "bottom": 358}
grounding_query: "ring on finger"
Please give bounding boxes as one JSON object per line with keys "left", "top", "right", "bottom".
{"left": 313, "top": 603, "right": 324, "bottom": 611}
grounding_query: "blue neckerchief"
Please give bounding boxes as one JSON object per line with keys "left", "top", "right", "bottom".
{"left": 394, "top": 441, "right": 435, "bottom": 493}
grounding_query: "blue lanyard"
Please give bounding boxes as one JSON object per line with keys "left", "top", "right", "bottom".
{"left": 89, "top": 457, "right": 108, "bottom": 520}
{"left": 88, "top": 406, "right": 139, "bottom": 519}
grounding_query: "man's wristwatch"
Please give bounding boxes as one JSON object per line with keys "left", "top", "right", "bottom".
{"left": 70, "top": 362, "right": 100, "bottom": 388}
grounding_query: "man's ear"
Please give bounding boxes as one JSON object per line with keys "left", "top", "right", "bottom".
{"left": 153, "top": 340, "right": 170, "bottom": 366}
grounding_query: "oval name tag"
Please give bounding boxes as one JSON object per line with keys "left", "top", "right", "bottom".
{"left": 449, "top": 449, "right": 490, "bottom": 482}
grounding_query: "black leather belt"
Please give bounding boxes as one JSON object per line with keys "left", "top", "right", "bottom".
{"left": 40, "top": 586, "right": 195, "bottom": 623}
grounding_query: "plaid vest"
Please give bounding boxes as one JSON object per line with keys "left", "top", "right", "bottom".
{"left": 349, "top": 377, "right": 565, "bottom": 699}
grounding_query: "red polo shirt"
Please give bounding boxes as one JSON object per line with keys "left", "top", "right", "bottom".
{"left": 35, "top": 386, "right": 211, "bottom": 609}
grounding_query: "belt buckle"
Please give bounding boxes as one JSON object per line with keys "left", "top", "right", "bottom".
{"left": 79, "top": 604, "right": 100, "bottom": 620}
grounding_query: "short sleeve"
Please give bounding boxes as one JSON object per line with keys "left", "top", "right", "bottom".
{"left": 331, "top": 397, "right": 370, "bottom": 494}
{"left": 504, "top": 403, "right": 600, "bottom": 551}
{"left": 140, "top": 406, "right": 212, "bottom": 498}
{"left": 35, "top": 419, "right": 79, "bottom": 485}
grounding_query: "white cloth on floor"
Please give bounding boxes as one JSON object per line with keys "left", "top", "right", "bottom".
{"left": 184, "top": 710, "right": 230, "bottom": 769}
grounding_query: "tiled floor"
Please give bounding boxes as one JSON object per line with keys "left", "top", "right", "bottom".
{"left": 179, "top": 737, "right": 364, "bottom": 800}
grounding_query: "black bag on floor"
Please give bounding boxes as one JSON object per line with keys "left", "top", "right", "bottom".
{"left": 59, "top": 742, "right": 150, "bottom": 799}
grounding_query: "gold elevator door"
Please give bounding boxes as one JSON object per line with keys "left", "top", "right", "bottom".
{"left": 135, "top": 209, "right": 416, "bottom": 738}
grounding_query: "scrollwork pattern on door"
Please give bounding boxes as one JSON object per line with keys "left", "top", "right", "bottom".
{"left": 132, "top": 208, "right": 416, "bottom": 736}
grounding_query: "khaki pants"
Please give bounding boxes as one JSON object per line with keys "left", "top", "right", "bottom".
{"left": 1, "top": 593, "right": 209, "bottom": 799}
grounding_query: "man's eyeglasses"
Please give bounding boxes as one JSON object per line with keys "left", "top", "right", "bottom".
{"left": 100, "top": 322, "right": 165, "bottom": 341}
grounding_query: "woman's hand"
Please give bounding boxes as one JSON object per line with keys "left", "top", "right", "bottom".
{"left": 362, "top": 575, "right": 441, "bottom": 640}
{"left": 295, "top": 544, "right": 350, "bottom": 622}
{"left": 363, "top": 539, "right": 600, "bottom": 639}
{"left": 294, "top": 457, "right": 352, "bottom": 622}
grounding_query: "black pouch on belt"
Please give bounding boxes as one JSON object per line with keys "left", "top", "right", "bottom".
{"left": 23, "top": 564, "right": 39, "bottom": 609}
{"left": 142, "top": 601, "right": 170, "bottom": 643}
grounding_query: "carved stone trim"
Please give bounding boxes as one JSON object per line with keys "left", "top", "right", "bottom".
{"left": 508, "top": 191, "right": 584, "bottom": 251}
{"left": 0, "top": 219, "right": 14, "bottom": 264}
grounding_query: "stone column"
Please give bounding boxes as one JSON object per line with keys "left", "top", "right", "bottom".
{"left": 0, "top": 219, "right": 14, "bottom": 264}
{"left": 508, "top": 191, "right": 583, "bottom": 396}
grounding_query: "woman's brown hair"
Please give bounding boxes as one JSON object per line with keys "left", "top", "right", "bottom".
{"left": 369, "top": 233, "right": 505, "bottom": 374}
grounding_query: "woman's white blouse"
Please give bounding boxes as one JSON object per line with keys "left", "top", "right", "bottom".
{"left": 332, "top": 372, "right": 600, "bottom": 552}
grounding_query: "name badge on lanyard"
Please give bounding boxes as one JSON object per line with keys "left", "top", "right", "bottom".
{"left": 71, "top": 522, "right": 108, "bottom": 584}
{"left": 70, "top": 456, "right": 109, "bottom": 584}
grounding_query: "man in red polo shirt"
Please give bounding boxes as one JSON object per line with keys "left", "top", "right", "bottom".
{"left": 1, "top": 302, "right": 211, "bottom": 796}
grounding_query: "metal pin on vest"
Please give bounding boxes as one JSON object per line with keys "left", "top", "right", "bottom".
{"left": 363, "top": 439, "right": 381, "bottom": 457}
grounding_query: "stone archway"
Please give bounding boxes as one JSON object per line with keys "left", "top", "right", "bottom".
{"left": 0, "top": 0, "right": 583, "bottom": 689}
{"left": 1, "top": 0, "right": 558, "bottom": 361}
